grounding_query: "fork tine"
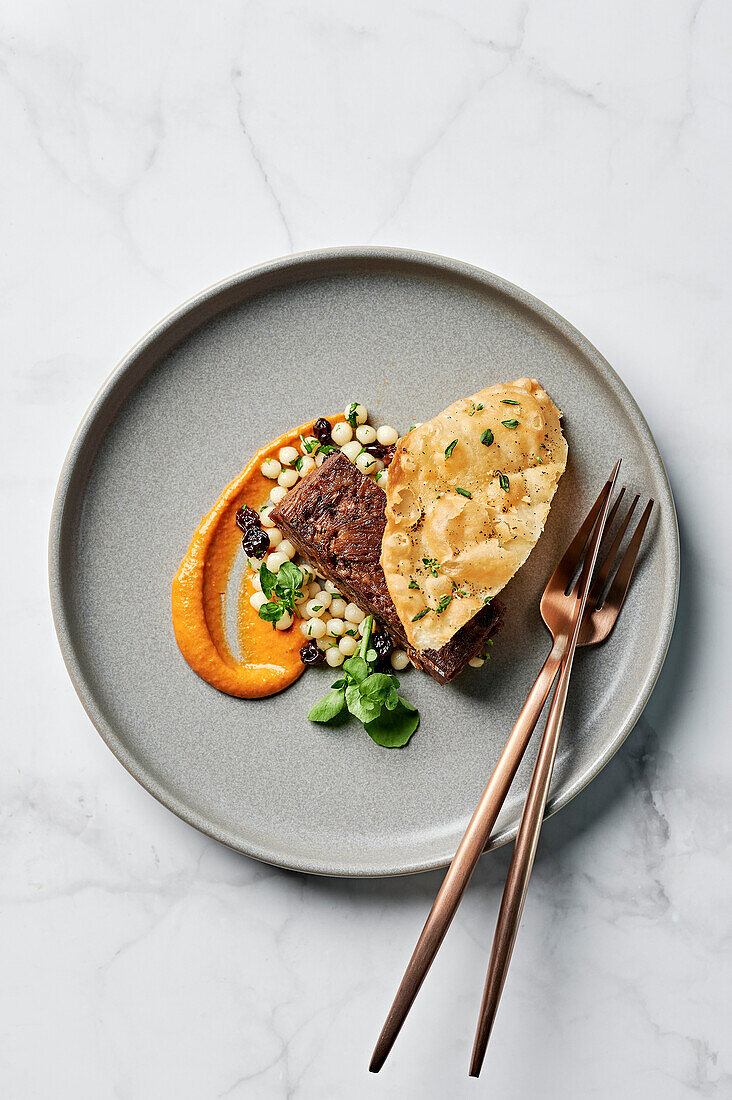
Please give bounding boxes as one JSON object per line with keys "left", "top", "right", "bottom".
{"left": 602, "top": 499, "right": 654, "bottom": 611}
{"left": 549, "top": 472, "right": 616, "bottom": 591}
{"left": 589, "top": 492, "right": 639, "bottom": 602}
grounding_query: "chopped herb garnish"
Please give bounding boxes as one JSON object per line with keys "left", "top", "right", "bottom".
{"left": 408, "top": 580, "right": 420, "bottom": 590}
{"left": 501, "top": 399, "right": 520, "bottom": 405}
{"left": 421, "top": 557, "right": 439, "bottom": 577}
{"left": 444, "top": 439, "right": 458, "bottom": 458}
{"left": 455, "top": 487, "right": 472, "bottom": 499}
{"left": 299, "top": 434, "right": 319, "bottom": 455}
{"left": 501, "top": 419, "right": 519, "bottom": 429}
{"left": 411, "top": 608, "right": 429, "bottom": 622}
{"left": 480, "top": 428, "right": 494, "bottom": 447}
{"left": 534, "top": 456, "right": 543, "bottom": 465}
{"left": 346, "top": 403, "right": 359, "bottom": 430}
{"left": 498, "top": 473, "right": 510, "bottom": 492}
{"left": 476, "top": 403, "right": 484, "bottom": 411}
{"left": 295, "top": 456, "right": 304, "bottom": 471}
{"left": 483, "top": 595, "right": 492, "bottom": 605}
{"left": 435, "top": 592, "right": 453, "bottom": 614}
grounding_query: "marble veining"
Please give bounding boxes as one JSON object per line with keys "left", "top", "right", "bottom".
{"left": 1, "top": 0, "right": 730, "bottom": 1095}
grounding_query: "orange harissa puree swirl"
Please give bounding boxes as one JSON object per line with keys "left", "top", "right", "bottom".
{"left": 172, "top": 416, "right": 343, "bottom": 698}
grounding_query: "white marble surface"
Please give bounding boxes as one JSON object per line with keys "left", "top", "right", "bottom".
{"left": 2, "top": 0, "right": 731, "bottom": 1095}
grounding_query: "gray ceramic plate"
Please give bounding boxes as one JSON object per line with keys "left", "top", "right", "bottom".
{"left": 50, "top": 248, "right": 678, "bottom": 876}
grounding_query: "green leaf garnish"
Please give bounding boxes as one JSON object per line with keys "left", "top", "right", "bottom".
{"left": 498, "top": 473, "right": 510, "bottom": 492}
{"left": 421, "top": 557, "right": 438, "bottom": 577}
{"left": 476, "top": 403, "right": 484, "bottom": 411}
{"left": 501, "top": 399, "right": 520, "bottom": 405}
{"left": 277, "top": 561, "right": 303, "bottom": 589}
{"left": 258, "top": 562, "right": 277, "bottom": 600}
{"left": 480, "top": 428, "right": 494, "bottom": 447}
{"left": 342, "top": 655, "right": 369, "bottom": 684}
{"left": 306, "top": 615, "right": 420, "bottom": 748}
{"left": 347, "top": 403, "right": 359, "bottom": 430}
{"left": 345, "top": 683, "right": 381, "bottom": 723}
{"left": 435, "top": 592, "right": 453, "bottom": 614}
{"left": 455, "top": 487, "right": 472, "bottom": 499}
{"left": 307, "top": 687, "right": 346, "bottom": 723}
{"left": 444, "top": 439, "right": 458, "bottom": 458}
{"left": 258, "top": 600, "right": 283, "bottom": 623}
{"left": 411, "top": 608, "right": 429, "bottom": 621}
{"left": 364, "top": 699, "right": 419, "bottom": 748}
{"left": 408, "top": 580, "right": 420, "bottom": 590}
{"left": 256, "top": 562, "right": 304, "bottom": 626}
{"left": 360, "top": 673, "right": 399, "bottom": 711}
{"left": 501, "top": 419, "right": 519, "bottom": 429}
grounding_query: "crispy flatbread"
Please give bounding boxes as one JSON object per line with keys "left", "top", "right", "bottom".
{"left": 381, "top": 378, "right": 567, "bottom": 651}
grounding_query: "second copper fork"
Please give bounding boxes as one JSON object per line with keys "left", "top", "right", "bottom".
{"left": 371, "top": 465, "right": 654, "bottom": 1073}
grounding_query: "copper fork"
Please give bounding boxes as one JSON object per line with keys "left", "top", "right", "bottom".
{"left": 371, "top": 464, "right": 654, "bottom": 1073}
{"left": 469, "top": 480, "right": 654, "bottom": 1074}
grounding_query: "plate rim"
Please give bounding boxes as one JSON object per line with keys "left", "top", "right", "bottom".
{"left": 49, "top": 246, "right": 680, "bottom": 877}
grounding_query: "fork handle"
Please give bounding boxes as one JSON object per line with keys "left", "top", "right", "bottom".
{"left": 469, "top": 647, "right": 577, "bottom": 1076}
{"left": 369, "top": 645, "right": 564, "bottom": 1073}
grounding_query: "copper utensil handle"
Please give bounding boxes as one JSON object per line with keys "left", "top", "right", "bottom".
{"left": 469, "top": 462, "right": 620, "bottom": 1077}
{"left": 468, "top": 648, "right": 575, "bottom": 1075}
{"left": 369, "top": 646, "right": 564, "bottom": 1073}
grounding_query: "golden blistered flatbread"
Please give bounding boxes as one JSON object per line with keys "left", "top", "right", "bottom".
{"left": 381, "top": 378, "right": 568, "bottom": 652}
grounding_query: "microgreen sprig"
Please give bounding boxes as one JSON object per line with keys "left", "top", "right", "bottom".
{"left": 307, "top": 616, "right": 419, "bottom": 747}
{"left": 257, "top": 561, "right": 304, "bottom": 627}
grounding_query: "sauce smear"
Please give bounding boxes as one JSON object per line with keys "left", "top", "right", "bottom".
{"left": 172, "top": 417, "right": 340, "bottom": 698}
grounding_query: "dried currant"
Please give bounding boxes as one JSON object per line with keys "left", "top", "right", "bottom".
{"left": 300, "top": 641, "right": 325, "bottom": 666}
{"left": 366, "top": 442, "right": 396, "bottom": 467}
{"left": 370, "top": 629, "right": 394, "bottom": 669}
{"left": 235, "top": 505, "right": 270, "bottom": 558}
{"left": 235, "top": 505, "right": 260, "bottom": 532}
{"left": 241, "top": 527, "right": 270, "bottom": 558}
{"left": 313, "top": 418, "right": 333, "bottom": 445}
